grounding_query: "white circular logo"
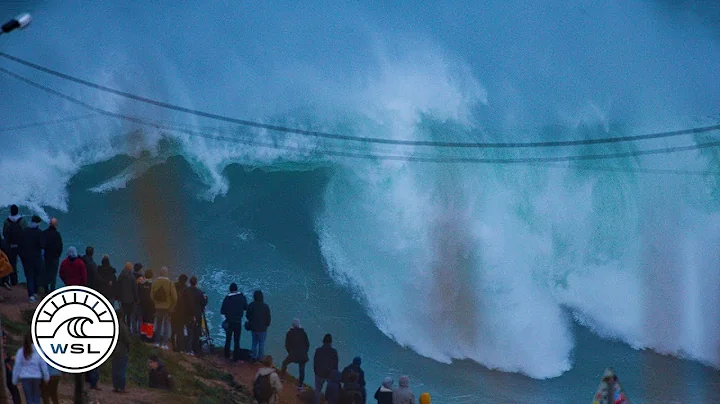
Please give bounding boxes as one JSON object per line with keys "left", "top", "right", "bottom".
{"left": 31, "top": 286, "right": 119, "bottom": 373}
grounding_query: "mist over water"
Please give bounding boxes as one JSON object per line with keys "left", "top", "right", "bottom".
{"left": 2, "top": 0, "right": 720, "bottom": 392}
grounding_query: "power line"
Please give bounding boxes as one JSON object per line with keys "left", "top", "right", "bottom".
{"left": 3, "top": 65, "right": 720, "bottom": 172}
{"left": 0, "top": 114, "right": 97, "bottom": 133}
{"left": 1, "top": 51, "right": 719, "bottom": 149}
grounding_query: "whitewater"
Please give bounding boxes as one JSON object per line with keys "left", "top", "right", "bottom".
{"left": 2, "top": 0, "right": 720, "bottom": 394}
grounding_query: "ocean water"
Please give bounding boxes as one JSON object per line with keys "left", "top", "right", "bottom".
{"left": 2, "top": 0, "right": 720, "bottom": 402}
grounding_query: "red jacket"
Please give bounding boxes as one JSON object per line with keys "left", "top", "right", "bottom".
{"left": 59, "top": 257, "right": 88, "bottom": 287}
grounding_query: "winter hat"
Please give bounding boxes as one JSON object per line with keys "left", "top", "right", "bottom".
{"left": 382, "top": 377, "right": 393, "bottom": 389}
{"left": 229, "top": 283, "right": 238, "bottom": 292}
{"left": 133, "top": 263, "right": 143, "bottom": 273}
{"left": 31, "top": 215, "right": 41, "bottom": 223}
{"left": 10, "top": 205, "right": 18, "bottom": 216}
{"left": 420, "top": 393, "right": 431, "bottom": 404}
{"left": 67, "top": 246, "right": 78, "bottom": 258}
{"left": 399, "top": 375, "right": 410, "bottom": 388}
{"left": 292, "top": 318, "right": 301, "bottom": 329}
{"left": 353, "top": 357, "right": 361, "bottom": 366}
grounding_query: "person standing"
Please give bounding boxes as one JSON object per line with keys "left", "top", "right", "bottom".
{"left": 59, "top": 247, "right": 87, "bottom": 287}
{"left": 392, "top": 376, "right": 415, "bottom": 404}
{"left": 3, "top": 332, "right": 21, "bottom": 404}
{"left": 183, "top": 276, "right": 207, "bottom": 355}
{"left": 22, "top": 216, "right": 43, "bottom": 301}
{"left": 313, "top": 334, "right": 339, "bottom": 404}
{"left": 280, "top": 318, "right": 310, "bottom": 390}
{"left": 131, "top": 263, "right": 144, "bottom": 334}
{"left": 220, "top": 283, "right": 247, "bottom": 361}
{"left": 41, "top": 218, "right": 63, "bottom": 294}
{"left": 12, "top": 333, "right": 49, "bottom": 404}
{"left": 373, "top": 377, "right": 393, "bottom": 404}
{"left": 40, "top": 364, "right": 61, "bottom": 404}
{"left": 2, "top": 205, "right": 25, "bottom": 287}
{"left": 117, "top": 262, "right": 138, "bottom": 327}
{"left": 112, "top": 313, "right": 131, "bottom": 394}
{"left": 170, "top": 274, "right": 188, "bottom": 352}
{"left": 96, "top": 255, "right": 117, "bottom": 303}
{"left": 138, "top": 269, "right": 155, "bottom": 342}
{"left": 246, "top": 290, "right": 271, "bottom": 362}
{"left": 342, "top": 357, "right": 366, "bottom": 403}
{"left": 80, "top": 247, "right": 99, "bottom": 291}
{"left": 151, "top": 266, "right": 177, "bottom": 350}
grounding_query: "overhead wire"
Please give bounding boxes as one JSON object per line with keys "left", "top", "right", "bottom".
{"left": 0, "top": 114, "right": 98, "bottom": 133}
{"left": 1, "top": 66, "right": 719, "bottom": 176}
{"left": 1, "top": 51, "right": 719, "bottom": 149}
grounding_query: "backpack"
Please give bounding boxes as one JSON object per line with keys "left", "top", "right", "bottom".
{"left": 5, "top": 219, "right": 23, "bottom": 247}
{"left": 154, "top": 285, "right": 167, "bottom": 303}
{"left": 253, "top": 372, "right": 274, "bottom": 402}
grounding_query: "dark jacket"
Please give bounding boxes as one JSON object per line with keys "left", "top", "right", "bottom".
{"left": 172, "top": 282, "right": 187, "bottom": 319}
{"left": 313, "top": 343, "right": 339, "bottom": 379}
{"left": 81, "top": 255, "right": 99, "bottom": 290}
{"left": 149, "top": 362, "right": 173, "bottom": 390}
{"left": 246, "top": 291, "right": 271, "bottom": 333}
{"left": 42, "top": 227, "right": 63, "bottom": 259}
{"left": 285, "top": 327, "right": 310, "bottom": 363}
{"left": 220, "top": 292, "right": 247, "bottom": 324}
{"left": 2, "top": 216, "right": 24, "bottom": 249}
{"left": 116, "top": 271, "right": 138, "bottom": 305}
{"left": 59, "top": 257, "right": 87, "bottom": 286}
{"left": 341, "top": 381, "right": 364, "bottom": 404}
{"left": 342, "top": 360, "right": 366, "bottom": 389}
{"left": 325, "top": 370, "right": 342, "bottom": 404}
{"left": 22, "top": 225, "right": 43, "bottom": 258}
{"left": 112, "top": 320, "right": 131, "bottom": 358}
{"left": 374, "top": 386, "right": 393, "bottom": 404}
{"left": 182, "top": 286, "right": 207, "bottom": 321}
{"left": 96, "top": 262, "right": 117, "bottom": 301}
{"left": 138, "top": 280, "right": 155, "bottom": 320}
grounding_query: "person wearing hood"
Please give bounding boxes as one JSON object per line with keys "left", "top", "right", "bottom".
{"left": 148, "top": 355, "right": 172, "bottom": 390}
{"left": 392, "top": 376, "right": 414, "bottom": 404}
{"left": 324, "top": 370, "right": 342, "bottom": 404}
{"left": 170, "top": 274, "right": 188, "bottom": 353}
{"left": 21, "top": 215, "right": 44, "bottom": 301}
{"left": 151, "top": 266, "right": 177, "bottom": 350}
{"left": 2, "top": 205, "right": 25, "bottom": 287}
{"left": 96, "top": 255, "right": 117, "bottom": 302}
{"left": 252, "top": 355, "right": 283, "bottom": 404}
{"left": 220, "top": 283, "right": 247, "bottom": 361}
{"left": 246, "top": 289, "right": 271, "bottom": 361}
{"left": 313, "top": 333, "right": 339, "bottom": 404}
{"left": 117, "top": 262, "right": 139, "bottom": 327}
{"left": 373, "top": 377, "right": 393, "bottom": 404}
{"left": 419, "top": 393, "right": 430, "bottom": 404}
{"left": 281, "top": 318, "right": 310, "bottom": 389}
{"left": 80, "top": 246, "right": 99, "bottom": 291}
{"left": 342, "top": 357, "right": 366, "bottom": 402}
{"left": 59, "top": 247, "right": 87, "bottom": 288}
{"left": 42, "top": 218, "right": 63, "bottom": 293}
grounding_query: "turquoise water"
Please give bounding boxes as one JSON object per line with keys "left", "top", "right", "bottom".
{"left": 6, "top": 155, "right": 716, "bottom": 403}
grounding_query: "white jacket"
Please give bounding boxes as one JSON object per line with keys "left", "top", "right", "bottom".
{"left": 12, "top": 346, "right": 49, "bottom": 384}
{"left": 253, "top": 367, "right": 282, "bottom": 404}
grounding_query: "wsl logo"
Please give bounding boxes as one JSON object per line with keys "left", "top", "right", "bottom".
{"left": 31, "top": 286, "right": 119, "bottom": 373}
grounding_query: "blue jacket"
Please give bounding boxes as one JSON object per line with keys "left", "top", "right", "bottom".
{"left": 221, "top": 292, "right": 247, "bottom": 323}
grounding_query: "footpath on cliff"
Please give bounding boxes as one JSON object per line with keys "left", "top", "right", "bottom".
{"left": 0, "top": 285, "right": 315, "bottom": 404}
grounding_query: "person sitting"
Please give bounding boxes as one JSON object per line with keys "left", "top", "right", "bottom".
{"left": 252, "top": 355, "right": 282, "bottom": 404}
{"left": 374, "top": 377, "right": 393, "bottom": 404}
{"left": 148, "top": 355, "right": 172, "bottom": 390}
